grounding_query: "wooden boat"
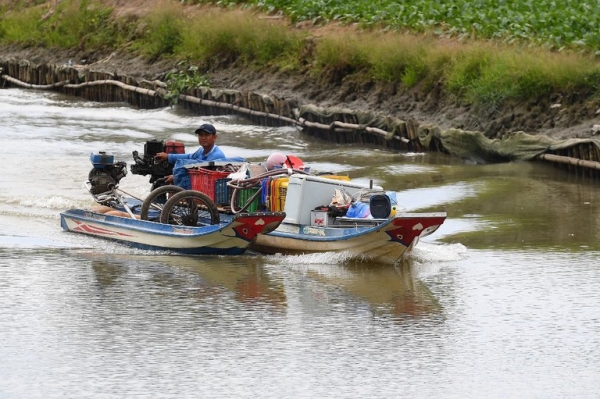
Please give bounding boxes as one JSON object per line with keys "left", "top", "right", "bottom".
{"left": 243, "top": 174, "right": 446, "bottom": 264}
{"left": 249, "top": 211, "right": 446, "bottom": 264}
{"left": 189, "top": 170, "right": 446, "bottom": 264}
{"left": 60, "top": 208, "right": 285, "bottom": 255}
{"left": 69, "top": 146, "right": 446, "bottom": 263}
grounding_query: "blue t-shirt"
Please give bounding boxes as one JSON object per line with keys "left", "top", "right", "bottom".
{"left": 169, "top": 145, "right": 246, "bottom": 189}
{"left": 167, "top": 144, "right": 226, "bottom": 163}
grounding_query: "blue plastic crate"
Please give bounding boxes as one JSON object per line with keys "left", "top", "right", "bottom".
{"left": 215, "top": 178, "right": 233, "bottom": 205}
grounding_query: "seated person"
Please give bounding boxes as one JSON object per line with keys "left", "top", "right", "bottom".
{"left": 89, "top": 205, "right": 140, "bottom": 219}
{"left": 154, "top": 123, "right": 225, "bottom": 184}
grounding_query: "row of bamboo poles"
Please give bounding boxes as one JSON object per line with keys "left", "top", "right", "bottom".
{"left": 539, "top": 143, "right": 600, "bottom": 178}
{"left": 0, "top": 59, "right": 434, "bottom": 153}
{"left": 2, "top": 58, "right": 600, "bottom": 178}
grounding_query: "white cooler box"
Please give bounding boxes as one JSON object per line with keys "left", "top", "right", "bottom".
{"left": 283, "top": 174, "right": 382, "bottom": 225}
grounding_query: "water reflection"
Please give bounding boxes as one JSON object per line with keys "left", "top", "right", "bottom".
{"left": 266, "top": 255, "right": 445, "bottom": 322}
{"left": 172, "top": 256, "right": 287, "bottom": 308}
{"left": 439, "top": 164, "right": 600, "bottom": 251}
{"left": 91, "top": 260, "right": 124, "bottom": 288}
{"left": 84, "top": 253, "right": 287, "bottom": 310}
{"left": 81, "top": 250, "right": 445, "bottom": 322}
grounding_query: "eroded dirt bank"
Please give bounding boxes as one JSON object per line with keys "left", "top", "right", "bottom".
{"left": 2, "top": 41, "right": 600, "bottom": 142}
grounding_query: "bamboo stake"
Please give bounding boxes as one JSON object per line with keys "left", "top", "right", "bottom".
{"left": 537, "top": 153, "right": 600, "bottom": 170}
{"left": 2, "top": 75, "right": 69, "bottom": 89}
{"left": 3, "top": 72, "right": 405, "bottom": 144}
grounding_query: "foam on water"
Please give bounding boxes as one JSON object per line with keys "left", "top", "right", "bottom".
{"left": 264, "top": 241, "right": 468, "bottom": 270}
{"left": 408, "top": 241, "right": 469, "bottom": 264}
{"left": 269, "top": 256, "right": 357, "bottom": 280}
{"left": 267, "top": 251, "right": 360, "bottom": 271}
{"left": 0, "top": 235, "right": 90, "bottom": 249}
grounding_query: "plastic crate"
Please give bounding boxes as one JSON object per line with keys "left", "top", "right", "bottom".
{"left": 215, "top": 178, "right": 233, "bottom": 205}
{"left": 188, "top": 168, "right": 230, "bottom": 201}
{"left": 271, "top": 178, "right": 289, "bottom": 212}
{"left": 261, "top": 178, "right": 270, "bottom": 209}
{"left": 215, "top": 179, "right": 261, "bottom": 211}
{"left": 236, "top": 188, "right": 260, "bottom": 212}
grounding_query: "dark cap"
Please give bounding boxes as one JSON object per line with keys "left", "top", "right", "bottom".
{"left": 195, "top": 123, "right": 217, "bottom": 135}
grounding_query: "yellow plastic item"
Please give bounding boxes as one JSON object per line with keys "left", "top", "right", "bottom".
{"left": 271, "top": 178, "right": 289, "bottom": 212}
{"left": 319, "top": 175, "right": 350, "bottom": 181}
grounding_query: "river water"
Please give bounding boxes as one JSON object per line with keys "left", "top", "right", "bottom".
{"left": 1, "top": 88, "right": 599, "bottom": 398}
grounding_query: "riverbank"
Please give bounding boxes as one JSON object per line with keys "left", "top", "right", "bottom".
{"left": 2, "top": 1, "right": 600, "bottom": 141}
{"left": 3, "top": 42, "right": 600, "bottom": 143}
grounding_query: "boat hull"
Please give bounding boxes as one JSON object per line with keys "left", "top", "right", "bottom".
{"left": 250, "top": 212, "right": 447, "bottom": 264}
{"left": 60, "top": 209, "right": 285, "bottom": 255}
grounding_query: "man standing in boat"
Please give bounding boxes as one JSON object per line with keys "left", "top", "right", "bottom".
{"left": 154, "top": 123, "right": 226, "bottom": 184}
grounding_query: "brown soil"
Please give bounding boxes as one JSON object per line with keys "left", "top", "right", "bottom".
{"left": 2, "top": 0, "right": 600, "bottom": 141}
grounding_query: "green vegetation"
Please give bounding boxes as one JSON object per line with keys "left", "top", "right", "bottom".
{"left": 175, "top": 8, "right": 303, "bottom": 69}
{"left": 164, "top": 61, "right": 211, "bottom": 104}
{"left": 1, "top": 0, "right": 600, "bottom": 112}
{"left": 137, "top": 5, "right": 184, "bottom": 59}
{"left": 188, "top": 0, "right": 600, "bottom": 50}
{"left": 0, "top": 0, "right": 128, "bottom": 49}
{"left": 0, "top": 5, "right": 45, "bottom": 45}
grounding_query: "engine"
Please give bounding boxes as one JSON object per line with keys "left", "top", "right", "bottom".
{"left": 130, "top": 139, "right": 185, "bottom": 190}
{"left": 88, "top": 152, "right": 128, "bottom": 195}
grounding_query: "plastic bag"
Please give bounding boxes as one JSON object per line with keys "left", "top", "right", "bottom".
{"left": 227, "top": 162, "right": 249, "bottom": 180}
{"left": 329, "top": 188, "right": 352, "bottom": 207}
{"left": 346, "top": 201, "right": 371, "bottom": 218}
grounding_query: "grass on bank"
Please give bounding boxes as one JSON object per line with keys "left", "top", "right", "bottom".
{"left": 1, "top": 0, "right": 600, "bottom": 112}
{"left": 0, "top": 0, "right": 129, "bottom": 49}
{"left": 175, "top": 8, "right": 304, "bottom": 69}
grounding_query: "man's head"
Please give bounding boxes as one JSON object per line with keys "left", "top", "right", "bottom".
{"left": 195, "top": 123, "right": 217, "bottom": 150}
{"left": 195, "top": 123, "right": 217, "bottom": 136}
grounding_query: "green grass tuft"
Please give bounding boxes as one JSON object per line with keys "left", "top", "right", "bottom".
{"left": 136, "top": 5, "right": 184, "bottom": 58}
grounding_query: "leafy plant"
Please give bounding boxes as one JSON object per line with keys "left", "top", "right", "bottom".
{"left": 198, "top": 0, "right": 600, "bottom": 49}
{"left": 163, "top": 62, "right": 211, "bottom": 105}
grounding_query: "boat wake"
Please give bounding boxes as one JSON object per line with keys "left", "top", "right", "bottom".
{"left": 408, "top": 241, "right": 469, "bottom": 264}
{"left": 268, "top": 251, "right": 359, "bottom": 267}
{"left": 0, "top": 234, "right": 90, "bottom": 249}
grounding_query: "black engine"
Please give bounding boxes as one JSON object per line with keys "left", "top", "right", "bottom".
{"left": 88, "top": 152, "right": 128, "bottom": 195}
{"left": 131, "top": 139, "right": 184, "bottom": 190}
{"left": 86, "top": 140, "right": 185, "bottom": 198}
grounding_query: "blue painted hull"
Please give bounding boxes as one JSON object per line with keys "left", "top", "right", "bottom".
{"left": 250, "top": 212, "right": 447, "bottom": 264}
{"left": 60, "top": 209, "right": 285, "bottom": 255}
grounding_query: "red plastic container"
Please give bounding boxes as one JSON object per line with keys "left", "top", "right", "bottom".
{"left": 165, "top": 140, "right": 185, "bottom": 154}
{"left": 188, "top": 168, "right": 231, "bottom": 201}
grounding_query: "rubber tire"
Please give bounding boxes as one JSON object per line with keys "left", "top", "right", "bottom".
{"left": 140, "top": 185, "right": 185, "bottom": 220}
{"left": 159, "top": 190, "right": 220, "bottom": 226}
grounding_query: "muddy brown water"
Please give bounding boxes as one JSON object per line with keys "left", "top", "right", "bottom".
{"left": 1, "top": 88, "right": 599, "bottom": 398}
